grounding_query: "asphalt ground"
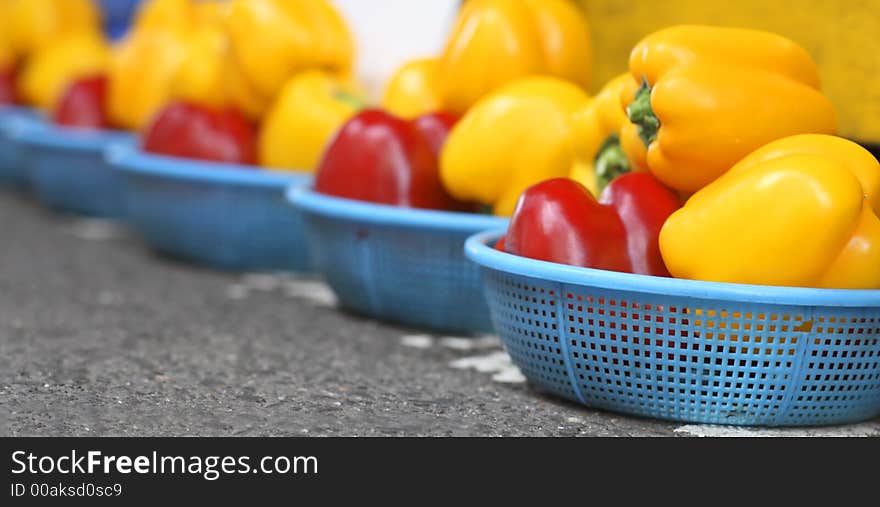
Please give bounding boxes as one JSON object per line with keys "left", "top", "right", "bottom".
{"left": 1, "top": 188, "right": 878, "bottom": 437}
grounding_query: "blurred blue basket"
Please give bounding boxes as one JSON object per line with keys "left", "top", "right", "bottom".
{"left": 110, "top": 144, "right": 312, "bottom": 271}
{"left": 287, "top": 187, "right": 509, "bottom": 334}
{"left": 14, "top": 119, "right": 134, "bottom": 217}
{"left": 99, "top": 0, "right": 140, "bottom": 40}
{"left": 0, "top": 106, "right": 39, "bottom": 187}
{"left": 466, "top": 231, "right": 880, "bottom": 427}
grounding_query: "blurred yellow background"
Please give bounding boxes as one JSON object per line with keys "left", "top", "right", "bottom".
{"left": 581, "top": 0, "right": 880, "bottom": 143}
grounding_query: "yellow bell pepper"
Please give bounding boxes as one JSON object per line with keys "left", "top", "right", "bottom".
{"left": 440, "top": 76, "right": 590, "bottom": 216}
{"left": 130, "top": 0, "right": 229, "bottom": 33}
{"left": 437, "top": 0, "right": 592, "bottom": 115}
{"left": 7, "top": 0, "right": 100, "bottom": 57}
{"left": 223, "top": 54, "right": 271, "bottom": 121}
{"left": 259, "top": 70, "right": 364, "bottom": 172}
{"left": 225, "top": 0, "right": 354, "bottom": 111}
{"left": 110, "top": 1, "right": 239, "bottom": 129}
{"left": 18, "top": 32, "right": 110, "bottom": 111}
{"left": 381, "top": 58, "right": 442, "bottom": 119}
{"left": 168, "top": 24, "right": 229, "bottom": 109}
{"left": 0, "top": 34, "right": 13, "bottom": 74}
{"left": 660, "top": 134, "right": 880, "bottom": 289}
{"left": 0, "top": 1, "right": 15, "bottom": 70}
{"left": 0, "top": 45, "right": 12, "bottom": 76}
{"left": 620, "top": 25, "right": 838, "bottom": 194}
{"left": 569, "top": 73, "right": 632, "bottom": 196}
{"left": 107, "top": 29, "right": 189, "bottom": 130}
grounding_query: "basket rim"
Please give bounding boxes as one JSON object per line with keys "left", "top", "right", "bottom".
{"left": 109, "top": 142, "right": 311, "bottom": 189}
{"left": 11, "top": 117, "right": 134, "bottom": 152}
{"left": 286, "top": 185, "right": 510, "bottom": 232}
{"left": 465, "top": 230, "right": 880, "bottom": 308}
{"left": 0, "top": 107, "right": 42, "bottom": 136}
{"left": 0, "top": 105, "right": 37, "bottom": 118}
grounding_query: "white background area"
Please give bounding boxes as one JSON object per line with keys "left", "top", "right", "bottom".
{"left": 332, "top": 0, "right": 460, "bottom": 101}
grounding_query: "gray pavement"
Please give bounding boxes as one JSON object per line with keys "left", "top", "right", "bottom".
{"left": 1, "top": 189, "right": 878, "bottom": 437}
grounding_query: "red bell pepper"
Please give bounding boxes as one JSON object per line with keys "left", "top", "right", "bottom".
{"left": 0, "top": 65, "right": 19, "bottom": 105}
{"left": 315, "top": 109, "right": 469, "bottom": 211}
{"left": 142, "top": 102, "right": 258, "bottom": 165}
{"left": 501, "top": 173, "right": 681, "bottom": 276}
{"left": 52, "top": 74, "right": 112, "bottom": 129}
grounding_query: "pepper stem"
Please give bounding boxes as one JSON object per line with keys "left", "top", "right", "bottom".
{"left": 333, "top": 90, "right": 366, "bottom": 110}
{"left": 477, "top": 203, "right": 494, "bottom": 215}
{"left": 625, "top": 78, "right": 659, "bottom": 147}
{"left": 594, "top": 134, "right": 630, "bottom": 193}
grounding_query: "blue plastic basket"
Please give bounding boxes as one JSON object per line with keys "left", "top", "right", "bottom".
{"left": 287, "top": 187, "right": 509, "bottom": 334}
{"left": 466, "top": 230, "right": 880, "bottom": 427}
{"left": 14, "top": 119, "right": 135, "bottom": 217}
{"left": 110, "top": 144, "right": 312, "bottom": 271}
{"left": 0, "top": 106, "right": 39, "bottom": 187}
{"left": 98, "top": 0, "right": 140, "bottom": 40}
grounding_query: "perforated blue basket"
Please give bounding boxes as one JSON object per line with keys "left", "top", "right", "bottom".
{"left": 466, "top": 231, "right": 880, "bottom": 427}
{"left": 98, "top": 0, "right": 140, "bottom": 40}
{"left": 0, "top": 106, "right": 39, "bottom": 187}
{"left": 14, "top": 119, "right": 134, "bottom": 217}
{"left": 287, "top": 187, "right": 509, "bottom": 334}
{"left": 110, "top": 144, "right": 312, "bottom": 271}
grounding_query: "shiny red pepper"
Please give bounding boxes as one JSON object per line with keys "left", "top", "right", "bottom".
{"left": 142, "top": 102, "right": 258, "bottom": 165}
{"left": 502, "top": 173, "right": 681, "bottom": 276}
{"left": 52, "top": 74, "right": 111, "bottom": 129}
{"left": 315, "top": 109, "right": 469, "bottom": 210}
{"left": 0, "top": 66, "right": 19, "bottom": 105}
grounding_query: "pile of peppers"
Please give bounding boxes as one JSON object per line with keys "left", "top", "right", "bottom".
{"left": 487, "top": 24, "right": 879, "bottom": 290}
{"left": 3, "top": 0, "right": 364, "bottom": 170}
{"left": 6, "top": 1, "right": 877, "bottom": 291}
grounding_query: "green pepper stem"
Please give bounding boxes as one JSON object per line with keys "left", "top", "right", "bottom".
{"left": 334, "top": 90, "right": 366, "bottom": 110}
{"left": 625, "top": 78, "right": 659, "bottom": 148}
{"left": 594, "top": 134, "right": 630, "bottom": 193}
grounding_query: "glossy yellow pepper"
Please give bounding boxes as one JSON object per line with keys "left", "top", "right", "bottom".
{"left": 569, "top": 73, "right": 632, "bottom": 196}
{"left": 437, "top": 0, "right": 592, "bottom": 115}
{"left": 107, "top": 29, "right": 189, "bottom": 130}
{"left": 381, "top": 58, "right": 442, "bottom": 119}
{"left": 7, "top": 0, "right": 100, "bottom": 57}
{"left": 226, "top": 0, "right": 354, "bottom": 113}
{"left": 169, "top": 24, "right": 229, "bottom": 109}
{"left": 0, "top": 1, "right": 14, "bottom": 69}
{"left": 223, "top": 54, "right": 270, "bottom": 121}
{"left": 620, "top": 25, "right": 838, "bottom": 194}
{"left": 111, "top": 1, "right": 234, "bottom": 125}
{"left": 193, "top": 1, "right": 230, "bottom": 24}
{"left": 440, "top": 76, "right": 590, "bottom": 216}
{"left": 0, "top": 29, "right": 13, "bottom": 73}
{"left": 259, "top": 70, "right": 364, "bottom": 172}
{"left": 0, "top": 45, "right": 12, "bottom": 75}
{"left": 18, "top": 32, "right": 110, "bottom": 110}
{"left": 130, "top": 0, "right": 229, "bottom": 33}
{"left": 660, "top": 134, "right": 880, "bottom": 289}
{"left": 177, "top": 1, "right": 271, "bottom": 119}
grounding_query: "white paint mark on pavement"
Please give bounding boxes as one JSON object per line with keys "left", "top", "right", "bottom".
{"left": 68, "top": 218, "right": 127, "bottom": 241}
{"left": 399, "top": 332, "right": 523, "bottom": 384}
{"left": 438, "top": 335, "right": 501, "bottom": 350}
{"left": 674, "top": 422, "right": 880, "bottom": 437}
{"left": 225, "top": 273, "right": 338, "bottom": 307}
{"left": 281, "top": 279, "right": 337, "bottom": 308}
{"left": 241, "top": 273, "right": 282, "bottom": 291}
{"left": 491, "top": 367, "right": 527, "bottom": 384}
{"left": 450, "top": 351, "right": 526, "bottom": 383}
{"left": 401, "top": 334, "right": 434, "bottom": 349}
{"left": 97, "top": 291, "right": 121, "bottom": 306}
{"left": 225, "top": 284, "right": 248, "bottom": 300}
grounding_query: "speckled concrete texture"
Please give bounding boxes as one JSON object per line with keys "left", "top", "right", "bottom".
{"left": 2, "top": 189, "right": 877, "bottom": 437}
